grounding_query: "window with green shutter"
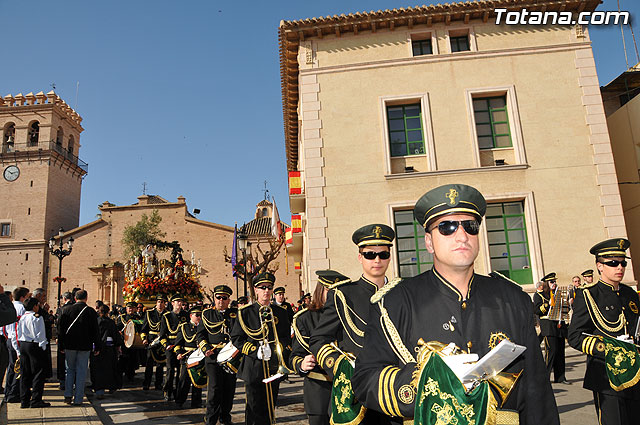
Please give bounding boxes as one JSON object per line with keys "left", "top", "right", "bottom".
{"left": 394, "top": 210, "right": 433, "bottom": 278}
{"left": 473, "top": 96, "right": 512, "bottom": 150}
{"left": 485, "top": 202, "right": 533, "bottom": 284}
{"left": 387, "top": 104, "right": 425, "bottom": 157}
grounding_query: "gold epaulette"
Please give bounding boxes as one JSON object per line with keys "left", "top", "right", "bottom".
{"left": 327, "top": 278, "right": 351, "bottom": 290}
{"left": 239, "top": 303, "right": 252, "bottom": 311}
{"left": 293, "top": 307, "right": 308, "bottom": 320}
{"left": 582, "top": 282, "right": 597, "bottom": 289}
{"left": 371, "top": 277, "right": 402, "bottom": 304}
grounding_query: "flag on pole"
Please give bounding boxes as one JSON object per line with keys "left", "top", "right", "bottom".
{"left": 271, "top": 197, "right": 281, "bottom": 240}
{"left": 231, "top": 224, "right": 237, "bottom": 277}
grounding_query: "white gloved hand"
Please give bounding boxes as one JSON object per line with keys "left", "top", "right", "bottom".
{"left": 257, "top": 341, "right": 272, "bottom": 361}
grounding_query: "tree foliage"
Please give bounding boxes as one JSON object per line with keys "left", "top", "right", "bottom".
{"left": 122, "top": 209, "right": 166, "bottom": 258}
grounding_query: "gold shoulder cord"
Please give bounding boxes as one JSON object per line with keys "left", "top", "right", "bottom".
{"left": 378, "top": 299, "right": 415, "bottom": 365}
{"left": 292, "top": 309, "right": 311, "bottom": 354}
{"left": 334, "top": 289, "right": 365, "bottom": 348}
{"left": 237, "top": 306, "right": 267, "bottom": 339}
{"left": 181, "top": 323, "right": 196, "bottom": 343}
{"left": 202, "top": 312, "right": 225, "bottom": 335}
{"left": 164, "top": 314, "right": 180, "bottom": 334}
{"left": 147, "top": 310, "right": 160, "bottom": 332}
{"left": 583, "top": 288, "right": 626, "bottom": 335}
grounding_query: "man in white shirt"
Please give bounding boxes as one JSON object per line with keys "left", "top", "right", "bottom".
{"left": 4, "top": 287, "right": 28, "bottom": 403}
{"left": 17, "top": 297, "right": 49, "bottom": 408}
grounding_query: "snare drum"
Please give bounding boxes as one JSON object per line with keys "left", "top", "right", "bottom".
{"left": 216, "top": 341, "right": 242, "bottom": 374}
{"left": 124, "top": 321, "right": 144, "bottom": 348}
{"left": 187, "top": 349, "right": 207, "bottom": 388}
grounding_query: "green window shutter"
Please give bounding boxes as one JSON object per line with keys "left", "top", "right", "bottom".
{"left": 485, "top": 202, "right": 533, "bottom": 285}
{"left": 394, "top": 210, "right": 433, "bottom": 278}
{"left": 387, "top": 104, "right": 425, "bottom": 158}
{"left": 473, "top": 96, "right": 512, "bottom": 150}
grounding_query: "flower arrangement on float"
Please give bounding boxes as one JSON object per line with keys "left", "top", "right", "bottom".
{"left": 122, "top": 242, "right": 204, "bottom": 306}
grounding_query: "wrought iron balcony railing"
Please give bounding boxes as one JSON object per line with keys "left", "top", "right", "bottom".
{"left": 1, "top": 140, "right": 88, "bottom": 173}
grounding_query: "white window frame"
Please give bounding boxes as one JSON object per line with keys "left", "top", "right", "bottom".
{"left": 465, "top": 85, "right": 527, "bottom": 168}
{"left": 479, "top": 192, "right": 542, "bottom": 291}
{"left": 445, "top": 26, "right": 477, "bottom": 53}
{"left": 408, "top": 31, "right": 439, "bottom": 56}
{"left": 380, "top": 93, "right": 437, "bottom": 175}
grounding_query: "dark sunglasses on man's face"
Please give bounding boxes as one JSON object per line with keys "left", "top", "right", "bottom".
{"left": 256, "top": 285, "right": 274, "bottom": 291}
{"left": 430, "top": 220, "right": 480, "bottom": 236}
{"left": 599, "top": 259, "right": 628, "bottom": 268}
{"left": 361, "top": 251, "right": 391, "bottom": 260}
{"left": 215, "top": 295, "right": 229, "bottom": 301}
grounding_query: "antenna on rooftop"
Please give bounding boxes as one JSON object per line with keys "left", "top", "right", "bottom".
{"left": 75, "top": 81, "right": 80, "bottom": 110}
{"left": 142, "top": 182, "right": 148, "bottom": 195}
{"left": 262, "top": 180, "right": 270, "bottom": 202}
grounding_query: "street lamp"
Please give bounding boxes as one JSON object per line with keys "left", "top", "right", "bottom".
{"left": 49, "top": 227, "right": 74, "bottom": 308}
{"left": 237, "top": 228, "right": 248, "bottom": 298}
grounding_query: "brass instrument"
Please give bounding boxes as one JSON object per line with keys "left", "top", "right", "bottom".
{"left": 547, "top": 286, "right": 571, "bottom": 325}
{"left": 259, "top": 305, "right": 293, "bottom": 383}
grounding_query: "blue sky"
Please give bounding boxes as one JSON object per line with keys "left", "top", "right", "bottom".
{"left": 1, "top": 0, "right": 638, "bottom": 228}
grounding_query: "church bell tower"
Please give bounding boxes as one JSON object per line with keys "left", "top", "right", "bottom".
{"left": 0, "top": 91, "right": 87, "bottom": 288}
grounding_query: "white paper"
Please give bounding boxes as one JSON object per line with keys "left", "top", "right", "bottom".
{"left": 461, "top": 339, "right": 526, "bottom": 383}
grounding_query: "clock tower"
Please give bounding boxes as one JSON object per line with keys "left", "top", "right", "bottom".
{"left": 0, "top": 91, "right": 86, "bottom": 290}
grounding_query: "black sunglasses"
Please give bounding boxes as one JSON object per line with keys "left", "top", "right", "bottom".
{"left": 361, "top": 251, "right": 391, "bottom": 260}
{"left": 599, "top": 260, "right": 627, "bottom": 268}
{"left": 256, "top": 285, "right": 274, "bottom": 291}
{"left": 430, "top": 220, "right": 480, "bottom": 236}
{"left": 215, "top": 295, "right": 229, "bottom": 300}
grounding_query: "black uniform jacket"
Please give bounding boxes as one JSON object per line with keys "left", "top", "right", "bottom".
{"left": 278, "top": 302, "right": 295, "bottom": 324}
{"left": 140, "top": 308, "right": 166, "bottom": 342}
{"left": 174, "top": 321, "right": 199, "bottom": 358}
{"left": 533, "top": 291, "right": 562, "bottom": 337}
{"left": 0, "top": 292, "right": 16, "bottom": 327}
{"left": 159, "top": 310, "right": 189, "bottom": 349}
{"left": 568, "top": 280, "right": 640, "bottom": 398}
{"left": 290, "top": 307, "right": 332, "bottom": 416}
{"left": 230, "top": 302, "right": 291, "bottom": 384}
{"left": 116, "top": 313, "right": 140, "bottom": 332}
{"left": 309, "top": 276, "right": 379, "bottom": 379}
{"left": 351, "top": 269, "right": 559, "bottom": 424}
{"left": 196, "top": 306, "right": 238, "bottom": 364}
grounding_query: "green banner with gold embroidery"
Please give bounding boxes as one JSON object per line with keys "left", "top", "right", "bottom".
{"left": 603, "top": 336, "right": 640, "bottom": 391}
{"left": 414, "top": 352, "right": 489, "bottom": 425}
{"left": 330, "top": 356, "right": 366, "bottom": 425}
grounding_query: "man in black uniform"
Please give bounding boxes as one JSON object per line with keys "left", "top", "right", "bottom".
{"left": 230, "top": 273, "right": 291, "bottom": 425}
{"left": 309, "top": 223, "right": 395, "bottom": 424}
{"left": 582, "top": 268, "right": 595, "bottom": 285}
{"left": 273, "top": 287, "right": 294, "bottom": 324}
{"left": 116, "top": 301, "right": 141, "bottom": 382}
{"left": 174, "top": 305, "right": 203, "bottom": 409}
{"left": 141, "top": 295, "right": 167, "bottom": 390}
{"left": 160, "top": 294, "right": 189, "bottom": 401}
{"left": 352, "top": 184, "right": 559, "bottom": 424}
{"left": 197, "top": 285, "right": 238, "bottom": 425}
{"left": 290, "top": 270, "right": 346, "bottom": 425}
{"left": 533, "top": 272, "right": 568, "bottom": 384}
{"left": 568, "top": 238, "right": 640, "bottom": 425}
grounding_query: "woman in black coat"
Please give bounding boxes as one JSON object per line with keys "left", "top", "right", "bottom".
{"left": 91, "top": 305, "right": 123, "bottom": 396}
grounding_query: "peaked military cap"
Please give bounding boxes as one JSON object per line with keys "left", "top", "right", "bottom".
{"left": 542, "top": 272, "right": 557, "bottom": 282}
{"left": 581, "top": 269, "right": 594, "bottom": 277}
{"left": 352, "top": 224, "right": 395, "bottom": 247}
{"left": 273, "top": 286, "right": 285, "bottom": 295}
{"left": 213, "top": 285, "right": 232, "bottom": 296}
{"left": 156, "top": 294, "right": 168, "bottom": 302}
{"left": 170, "top": 294, "right": 184, "bottom": 303}
{"left": 590, "top": 238, "right": 631, "bottom": 258}
{"left": 413, "top": 184, "right": 486, "bottom": 229}
{"left": 316, "top": 270, "right": 350, "bottom": 287}
{"left": 237, "top": 296, "right": 248, "bottom": 304}
{"left": 189, "top": 305, "right": 203, "bottom": 314}
{"left": 253, "top": 272, "right": 276, "bottom": 287}
{"left": 125, "top": 301, "right": 137, "bottom": 308}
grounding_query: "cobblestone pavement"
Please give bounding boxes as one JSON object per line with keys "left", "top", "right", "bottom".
{"left": 1, "top": 343, "right": 598, "bottom": 424}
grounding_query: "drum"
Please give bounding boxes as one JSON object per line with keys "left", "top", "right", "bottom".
{"left": 187, "top": 349, "right": 207, "bottom": 388}
{"left": 216, "top": 341, "right": 242, "bottom": 374}
{"left": 149, "top": 337, "right": 166, "bottom": 364}
{"left": 124, "top": 321, "right": 144, "bottom": 348}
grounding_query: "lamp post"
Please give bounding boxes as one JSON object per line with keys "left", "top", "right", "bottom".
{"left": 48, "top": 227, "right": 74, "bottom": 308}
{"left": 237, "top": 229, "right": 248, "bottom": 298}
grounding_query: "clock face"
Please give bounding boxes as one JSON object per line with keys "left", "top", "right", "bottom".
{"left": 3, "top": 165, "right": 19, "bottom": 182}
